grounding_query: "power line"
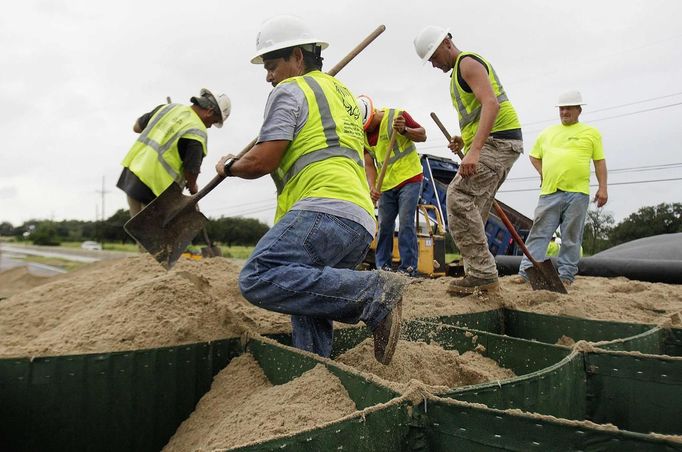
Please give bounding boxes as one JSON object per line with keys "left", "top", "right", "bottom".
{"left": 523, "top": 91, "right": 682, "bottom": 127}
{"left": 498, "top": 177, "right": 682, "bottom": 193}
{"left": 505, "top": 162, "right": 682, "bottom": 183}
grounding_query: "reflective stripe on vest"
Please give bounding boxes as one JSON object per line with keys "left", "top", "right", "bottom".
{"left": 135, "top": 104, "right": 207, "bottom": 183}
{"left": 271, "top": 75, "right": 363, "bottom": 194}
{"left": 451, "top": 65, "right": 509, "bottom": 129}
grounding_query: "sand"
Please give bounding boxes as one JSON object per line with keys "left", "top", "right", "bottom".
{"left": 2, "top": 255, "right": 682, "bottom": 359}
{"left": 163, "top": 354, "right": 357, "bottom": 451}
{"left": 336, "top": 338, "right": 515, "bottom": 390}
{"left": 0, "top": 255, "right": 289, "bottom": 358}
{"left": 0, "top": 266, "right": 54, "bottom": 299}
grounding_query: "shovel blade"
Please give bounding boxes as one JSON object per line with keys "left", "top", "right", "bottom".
{"left": 124, "top": 184, "right": 207, "bottom": 270}
{"left": 526, "top": 260, "right": 568, "bottom": 294}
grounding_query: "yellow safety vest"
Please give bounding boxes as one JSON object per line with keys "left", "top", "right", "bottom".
{"left": 272, "top": 71, "right": 373, "bottom": 222}
{"left": 121, "top": 104, "right": 207, "bottom": 196}
{"left": 450, "top": 52, "right": 521, "bottom": 152}
{"left": 364, "top": 108, "right": 422, "bottom": 191}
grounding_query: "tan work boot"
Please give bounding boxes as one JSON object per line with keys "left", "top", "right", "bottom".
{"left": 510, "top": 275, "right": 528, "bottom": 285}
{"left": 447, "top": 275, "right": 500, "bottom": 297}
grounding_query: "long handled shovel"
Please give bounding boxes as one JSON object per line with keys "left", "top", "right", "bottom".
{"left": 125, "top": 25, "right": 387, "bottom": 269}
{"left": 372, "top": 128, "right": 398, "bottom": 204}
{"left": 430, "top": 112, "right": 567, "bottom": 294}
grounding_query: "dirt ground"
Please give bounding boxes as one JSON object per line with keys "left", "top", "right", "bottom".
{"left": 1, "top": 254, "right": 681, "bottom": 359}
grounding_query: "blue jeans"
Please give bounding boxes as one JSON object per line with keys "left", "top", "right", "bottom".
{"left": 239, "top": 209, "right": 392, "bottom": 357}
{"left": 376, "top": 181, "right": 421, "bottom": 272}
{"left": 519, "top": 191, "right": 589, "bottom": 282}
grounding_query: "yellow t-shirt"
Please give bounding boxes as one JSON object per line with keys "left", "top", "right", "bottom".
{"left": 531, "top": 122, "right": 604, "bottom": 195}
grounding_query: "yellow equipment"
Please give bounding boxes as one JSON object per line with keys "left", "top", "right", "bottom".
{"left": 367, "top": 203, "right": 447, "bottom": 278}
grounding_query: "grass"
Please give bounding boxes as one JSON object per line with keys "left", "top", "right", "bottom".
{"left": 19, "top": 255, "right": 88, "bottom": 272}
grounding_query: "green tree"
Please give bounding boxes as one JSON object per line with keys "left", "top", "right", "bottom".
{"left": 583, "top": 206, "right": 615, "bottom": 255}
{"left": 0, "top": 222, "right": 14, "bottom": 236}
{"left": 609, "top": 203, "right": 682, "bottom": 246}
{"left": 30, "top": 222, "right": 61, "bottom": 246}
{"left": 206, "top": 216, "right": 269, "bottom": 246}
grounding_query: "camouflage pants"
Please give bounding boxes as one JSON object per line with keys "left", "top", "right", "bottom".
{"left": 446, "top": 137, "right": 523, "bottom": 279}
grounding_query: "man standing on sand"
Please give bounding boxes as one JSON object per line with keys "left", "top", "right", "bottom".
{"left": 515, "top": 90, "right": 607, "bottom": 287}
{"left": 414, "top": 25, "right": 524, "bottom": 296}
{"left": 356, "top": 95, "right": 427, "bottom": 276}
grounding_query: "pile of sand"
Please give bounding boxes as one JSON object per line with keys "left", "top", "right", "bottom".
{"left": 2, "top": 254, "right": 682, "bottom": 358}
{"left": 164, "top": 354, "right": 357, "bottom": 451}
{"left": 336, "top": 338, "right": 515, "bottom": 390}
{"left": 500, "top": 275, "right": 682, "bottom": 324}
{"left": 0, "top": 266, "right": 53, "bottom": 299}
{"left": 0, "top": 255, "right": 289, "bottom": 358}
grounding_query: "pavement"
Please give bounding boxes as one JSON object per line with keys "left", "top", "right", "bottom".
{"left": 0, "top": 243, "right": 136, "bottom": 276}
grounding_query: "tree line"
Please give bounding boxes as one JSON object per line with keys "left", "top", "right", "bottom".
{"left": 1, "top": 202, "right": 679, "bottom": 254}
{"left": 0, "top": 209, "right": 270, "bottom": 247}
{"left": 582, "top": 202, "right": 681, "bottom": 255}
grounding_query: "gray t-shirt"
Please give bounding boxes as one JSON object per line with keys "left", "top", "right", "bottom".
{"left": 259, "top": 82, "right": 376, "bottom": 237}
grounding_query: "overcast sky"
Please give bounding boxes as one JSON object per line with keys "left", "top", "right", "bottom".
{"left": 2, "top": 0, "right": 681, "bottom": 228}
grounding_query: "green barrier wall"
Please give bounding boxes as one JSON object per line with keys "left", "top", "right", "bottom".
{"left": 418, "top": 396, "right": 682, "bottom": 451}
{"left": 2, "top": 314, "right": 681, "bottom": 451}
{"left": 586, "top": 351, "right": 682, "bottom": 435}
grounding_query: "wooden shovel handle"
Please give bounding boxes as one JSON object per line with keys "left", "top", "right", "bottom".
{"left": 429, "top": 112, "right": 540, "bottom": 266}
{"left": 192, "top": 25, "right": 387, "bottom": 204}
{"left": 374, "top": 129, "right": 398, "bottom": 192}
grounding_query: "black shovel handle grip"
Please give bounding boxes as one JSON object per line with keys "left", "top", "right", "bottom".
{"left": 430, "top": 112, "right": 540, "bottom": 266}
{"left": 191, "top": 25, "right": 387, "bottom": 205}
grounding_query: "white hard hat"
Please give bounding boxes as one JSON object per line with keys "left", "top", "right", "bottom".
{"left": 555, "top": 237, "right": 562, "bottom": 245}
{"left": 414, "top": 25, "right": 450, "bottom": 63}
{"left": 251, "top": 15, "right": 329, "bottom": 64}
{"left": 191, "top": 89, "right": 231, "bottom": 127}
{"left": 356, "top": 95, "right": 375, "bottom": 130}
{"left": 556, "top": 90, "right": 586, "bottom": 107}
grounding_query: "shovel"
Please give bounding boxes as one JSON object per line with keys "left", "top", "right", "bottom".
{"left": 200, "top": 226, "right": 222, "bottom": 258}
{"left": 372, "top": 128, "right": 398, "bottom": 205}
{"left": 430, "top": 112, "right": 567, "bottom": 294}
{"left": 125, "top": 25, "right": 387, "bottom": 269}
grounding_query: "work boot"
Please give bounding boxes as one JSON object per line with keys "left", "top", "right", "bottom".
{"left": 560, "top": 278, "right": 573, "bottom": 288}
{"left": 447, "top": 275, "right": 499, "bottom": 297}
{"left": 373, "top": 272, "right": 406, "bottom": 365}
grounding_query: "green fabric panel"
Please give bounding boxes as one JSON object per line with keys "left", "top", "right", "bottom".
{"left": 586, "top": 351, "right": 682, "bottom": 435}
{"left": 0, "top": 339, "right": 244, "bottom": 452}
{"left": 598, "top": 327, "right": 666, "bottom": 353}
{"left": 247, "top": 340, "right": 399, "bottom": 410}
{"left": 421, "top": 398, "right": 682, "bottom": 451}
{"left": 448, "top": 352, "right": 586, "bottom": 420}
{"left": 231, "top": 400, "right": 412, "bottom": 452}
{"left": 664, "top": 328, "right": 682, "bottom": 356}
{"left": 424, "top": 310, "right": 504, "bottom": 334}
{"left": 504, "top": 310, "right": 653, "bottom": 345}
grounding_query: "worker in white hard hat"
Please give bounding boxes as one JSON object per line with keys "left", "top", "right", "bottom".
{"left": 117, "top": 88, "right": 231, "bottom": 217}
{"left": 356, "top": 95, "right": 427, "bottom": 277}
{"left": 413, "top": 25, "right": 524, "bottom": 296}
{"left": 215, "top": 15, "right": 407, "bottom": 365}
{"left": 515, "top": 90, "right": 607, "bottom": 288}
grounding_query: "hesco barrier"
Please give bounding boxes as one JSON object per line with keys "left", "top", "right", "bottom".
{"left": 1, "top": 312, "right": 681, "bottom": 451}
{"left": 431, "top": 308, "right": 677, "bottom": 354}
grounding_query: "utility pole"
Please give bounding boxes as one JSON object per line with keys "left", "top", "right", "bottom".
{"left": 95, "top": 176, "right": 110, "bottom": 244}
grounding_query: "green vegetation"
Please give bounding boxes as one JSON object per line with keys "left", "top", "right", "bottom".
{"left": 19, "top": 255, "right": 87, "bottom": 272}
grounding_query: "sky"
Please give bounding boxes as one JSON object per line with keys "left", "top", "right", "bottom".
{"left": 2, "top": 0, "right": 681, "bottom": 227}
